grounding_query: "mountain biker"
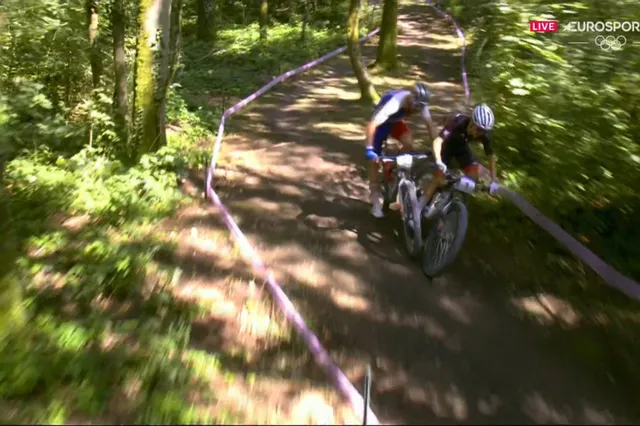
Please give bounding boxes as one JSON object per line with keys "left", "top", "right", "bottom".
{"left": 420, "top": 104, "right": 500, "bottom": 216}
{"left": 365, "top": 83, "right": 437, "bottom": 218}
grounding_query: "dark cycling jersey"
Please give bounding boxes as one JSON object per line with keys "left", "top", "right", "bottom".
{"left": 440, "top": 113, "right": 493, "bottom": 156}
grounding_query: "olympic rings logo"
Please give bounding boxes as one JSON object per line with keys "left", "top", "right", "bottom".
{"left": 594, "top": 35, "right": 627, "bottom": 51}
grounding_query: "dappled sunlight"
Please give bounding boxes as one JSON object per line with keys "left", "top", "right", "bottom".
{"left": 402, "top": 38, "right": 462, "bottom": 51}
{"left": 233, "top": 197, "right": 303, "bottom": 218}
{"left": 313, "top": 121, "right": 364, "bottom": 140}
{"left": 307, "top": 83, "right": 362, "bottom": 101}
{"left": 522, "top": 393, "right": 570, "bottom": 424}
{"left": 374, "top": 360, "right": 471, "bottom": 421}
{"left": 178, "top": 282, "right": 238, "bottom": 317}
{"left": 511, "top": 293, "right": 582, "bottom": 327}
{"left": 437, "top": 294, "right": 477, "bottom": 325}
{"left": 477, "top": 394, "right": 503, "bottom": 416}
{"left": 289, "top": 391, "right": 336, "bottom": 425}
{"left": 329, "top": 288, "right": 372, "bottom": 312}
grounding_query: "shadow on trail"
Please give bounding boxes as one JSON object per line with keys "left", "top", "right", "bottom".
{"left": 203, "top": 2, "right": 637, "bottom": 424}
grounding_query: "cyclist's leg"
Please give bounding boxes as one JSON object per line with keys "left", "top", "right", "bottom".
{"left": 457, "top": 144, "right": 480, "bottom": 180}
{"left": 368, "top": 124, "right": 391, "bottom": 218}
{"left": 391, "top": 120, "right": 413, "bottom": 152}
{"left": 422, "top": 145, "right": 452, "bottom": 208}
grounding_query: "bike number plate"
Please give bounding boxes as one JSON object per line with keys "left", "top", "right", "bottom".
{"left": 396, "top": 154, "right": 413, "bottom": 169}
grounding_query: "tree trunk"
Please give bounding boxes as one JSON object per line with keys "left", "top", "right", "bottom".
{"left": 347, "top": 0, "right": 378, "bottom": 103}
{"left": 301, "top": 0, "right": 310, "bottom": 41}
{"left": 112, "top": 0, "right": 130, "bottom": 146}
{"left": 168, "top": 0, "right": 184, "bottom": 82}
{"left": 259, "top": 0, "right": 268, "bottom": 41}
{"left": 87, "top": 1, "right": 102, "bottom": 88}
{"left": 131, "top": 0, "right": 179, "bottom": 158}
{"left": 375, "top": 0, "right": 398, "bottom": 70}
{"left": 196, "top": 0, "right": 216, "bottom": 41}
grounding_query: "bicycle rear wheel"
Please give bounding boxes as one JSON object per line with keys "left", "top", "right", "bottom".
{"left": 421, "top": 199, "right": 469, "bottom": 277}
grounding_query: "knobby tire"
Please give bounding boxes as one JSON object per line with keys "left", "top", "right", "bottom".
{"left": 421, "top": 198, "right": 469, "bottom": 277}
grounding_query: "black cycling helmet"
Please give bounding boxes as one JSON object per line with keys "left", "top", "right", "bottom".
{"left": 413, "top": 82, "right": 430, "bottom": 104}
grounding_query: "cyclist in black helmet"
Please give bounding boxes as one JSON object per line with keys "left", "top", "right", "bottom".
{"left": 364, "top": 83, "right": 437, "bottom": 218}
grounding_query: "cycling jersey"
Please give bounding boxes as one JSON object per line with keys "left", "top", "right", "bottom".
{"left": 439, "top": 113, "right": 493, "bottom": 172}
{"left": 369, "top": 90, "right": 431, "bottom": 155}
{"left": 440, "top": 113, "right": 493, "bottom": 156}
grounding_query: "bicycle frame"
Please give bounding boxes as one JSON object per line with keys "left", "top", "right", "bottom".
{"left": 380, "top": 153, "right": 430, "bottom": 256}
{"left": 429, "top": 174, "right": 477, "bottom": 218}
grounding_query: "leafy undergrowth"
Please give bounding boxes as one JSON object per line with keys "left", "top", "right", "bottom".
{"left": 1, "top": 119, "right": 354, "bottom": 424}
{"left": 459, "top": 193, "right": 640, "bottom": 415}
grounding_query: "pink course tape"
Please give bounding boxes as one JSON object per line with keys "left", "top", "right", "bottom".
{"left": 205, "top": 29, "right": 381, "bottom": 425}
{"left": 426, "top": 0, "right": 640, "bottom": 300}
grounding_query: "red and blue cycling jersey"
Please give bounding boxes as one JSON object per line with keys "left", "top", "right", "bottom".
{"left": 369, "top": 90, "right": 431, "bottom": 155}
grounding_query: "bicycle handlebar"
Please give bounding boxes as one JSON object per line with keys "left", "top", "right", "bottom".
{"left": 379, "top": 153, "right": 431, "bottom": 163}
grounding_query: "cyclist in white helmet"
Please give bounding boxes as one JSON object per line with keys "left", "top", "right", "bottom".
{"left": 420, "top": 104, "right": 500, "bottom": 215}
{"left": 364, "top": 83, "right": 438, "bottom": 218}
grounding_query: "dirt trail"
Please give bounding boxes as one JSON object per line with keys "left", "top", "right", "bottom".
{"left": 205, "top": 2, "right": 636, "bottom": 424}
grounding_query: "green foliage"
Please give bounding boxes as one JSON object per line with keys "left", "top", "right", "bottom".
{"left": 439, "top": 0, "right": 640, "bottom": 280}
{"left": 6, "top": 146, "right": 185, "bottom": 228}
{"left": 177, "top": 15, "right": 378, "bottom": 109}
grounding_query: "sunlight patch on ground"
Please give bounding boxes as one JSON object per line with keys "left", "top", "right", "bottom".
{"left": 522, "top": 393, "right": 571, "bottom": 424}
{"left": 289, "top": 391, "right": 335, "bottom": 425}
{"left": 374, "top": 360, "right": 469, "bottom": 420}
{"left": 287, "top": 259, "right": 325, "bottom": 289}
{"left": 329, "top": 269, "right": 364, "bottom": 294}
{"left": 276, "top": 183, "right": 306, "bottom": 197}
{"left": 303, "top": 213, "right": 340, "bottom": 229}
{"left": 178, "top": 281, "right": 238, "bottom": 317}
{"left": 238, "top": 297, "right": 285, "bottom": 340}
{"left": 511, "top": 293, "right": 582, "bottom": 327}
{"left": 477, "top": 394, "right": 503, "bottom": 416}
{"left": 329, "top": 288, "right": 371, "bottom": 312}
{"left": 401, "top": 39, "right": 461, "bottom": 50}
{"left": 369, "top": 307, "right": 448, "bottom": 341}
{"left": 238, "top": 197, "right": 303, "bottom": 218}
{"left": 312, "top": 121, "right": 363, "bottom": 140}
{"left": 308, "top": 84, "right": 361, "bottom": 101}
{"left": 429, "top": 81, "right": 460, "bottom": 89}
{"left": 437, "top": 295, "right": 475, "bottom": 325}
{"left": 522, "top": 392, "right": 620, "bottom": 424}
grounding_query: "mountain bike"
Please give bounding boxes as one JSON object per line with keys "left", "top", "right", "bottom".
{"left": 420, "top": 170, "right": 490, "bottom": 277}
{"left": 379, "top": 153, "right": 432, "bottom": 258}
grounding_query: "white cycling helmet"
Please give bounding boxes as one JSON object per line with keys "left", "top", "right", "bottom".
{"left": 472, "top": 104, "right": 495, "bottom": 130}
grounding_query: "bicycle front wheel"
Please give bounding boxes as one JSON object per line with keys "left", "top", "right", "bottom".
{"left": 421, "top": 199, "right": 469, "bottom": 277}
{"left": 400, "top": 186, "right": 421, "bottom": 259}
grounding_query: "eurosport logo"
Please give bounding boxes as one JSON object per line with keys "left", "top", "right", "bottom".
{"left": 563, "top": 21, "right": 640, "bottom": 32}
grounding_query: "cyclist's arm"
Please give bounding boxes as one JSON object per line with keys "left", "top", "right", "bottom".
{"left": 481, "top": 135, "right": 497, "bottom": 180}
{"left": 365, "top": 96, "right": 403, "bottom": 146}
{"left": 420, "top": 105, "right": 438, "bottom": 141}
{"left": 432, "top": 118, "right": 457, "bottom": 163}
{"left": 431, "top": 136, "right": 445, "bottom": 163}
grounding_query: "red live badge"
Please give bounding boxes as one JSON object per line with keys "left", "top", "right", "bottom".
{"left": 529, "top": 20, "right": 558, "bottom": 32}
